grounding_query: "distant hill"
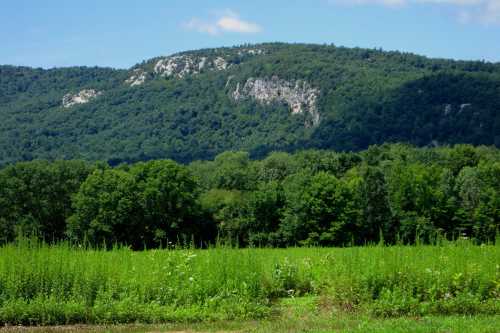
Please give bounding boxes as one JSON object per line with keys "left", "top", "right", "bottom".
{"left": 1, "top": 43, "right": 499, "bottom": 165}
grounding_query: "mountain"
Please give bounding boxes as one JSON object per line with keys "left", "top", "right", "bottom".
{"left": 1, "top": 43, "right": 499, "bottom": 165}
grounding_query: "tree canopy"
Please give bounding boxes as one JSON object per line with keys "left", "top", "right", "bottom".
{"left": 1, "top": 144, "right": 498, "bottom": 248}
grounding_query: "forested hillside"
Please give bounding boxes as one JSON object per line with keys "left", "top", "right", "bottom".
{"left": 1, "top": 43, "right": 499, "bottom": 165}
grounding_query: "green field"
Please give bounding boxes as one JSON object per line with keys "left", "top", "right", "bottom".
{"left": 0, "top": 240, "right": 498, "bottom": 330}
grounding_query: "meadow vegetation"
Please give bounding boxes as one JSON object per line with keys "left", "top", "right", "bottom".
{"left": 0, "top": 240, "right": 498, "bottom": 325}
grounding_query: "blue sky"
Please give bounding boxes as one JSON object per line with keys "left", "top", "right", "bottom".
{"left": 1, "top": 0, "right": 499, "bottom": 68}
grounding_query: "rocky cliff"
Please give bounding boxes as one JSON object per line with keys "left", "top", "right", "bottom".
{"left": 62, "top": 89, "right": 101, "bottom": 108}
{"left": 232, "top": 77, "right": 320, "bottom": 127}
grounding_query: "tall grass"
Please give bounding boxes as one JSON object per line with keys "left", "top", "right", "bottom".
{"left": 0, "top": 240, "right": 498, "bottom": 325}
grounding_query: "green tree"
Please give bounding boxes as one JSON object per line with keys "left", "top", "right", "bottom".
{"left": 0, "top": 160, "right": 92, "bottom": 243}
{"left": 446, "top": 145, "right": 480, "bottom": 175}
{"left": 212, "top": 151, "right": 256, "bottom": 191}
{"left": 246, "top": 181, "right": 286, "bottom": 246}
{"left": 68, "top": 160, "right": 206, "bottom": 248}
{"left": 455, "top": 163, "right": 500, "bottom": 241}
{"left": 280, "top": 171, "right": 356, "bottom": 246}
{"left": 353, "top": 165, "right": 393, "bottom": 244}
{"left": 386, "top": 162, "right": 441, "bottom": 242}
{"left": 199, "top": 189, "right": 248, "bottom": 244}
{"left": 67, "top": 168, "right": 140, "bottom": 246}
{"left": 132, "top": 160, "right": 205, "bottom": 246}
{"left": 255, "top": 152, "right": 297, "bottom": 182}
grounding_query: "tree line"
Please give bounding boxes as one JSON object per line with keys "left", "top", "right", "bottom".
{"left": 0, "top": 144, "right": 498, "bottom": 248}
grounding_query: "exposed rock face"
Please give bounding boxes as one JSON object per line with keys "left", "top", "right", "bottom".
{"left": 62, "top": 89, "right": 101, "bottom": 108}
{"left": 460, "top": 103, "right": 471, "bottom": 112}
{"left": 225, "top": 75, "right": 235, "bottom": 88}
{"left": 153, "top": 55, "right": 230, "bottom": 79}
{"left": 154, "top": 55, "right": 196, "bottom": 78}
{"left": 198, "top": 57, "right": 208, "bottom": 71}
{"left": 125, "top": 48, "right": 265, "bottom": 86}
{"left": 213, "top": 57, "right": 228, "bottom": 71}
{"left": 232, "top": 77, "right": 320, "bottom": 127}
{"left": 444, "top": 103, "right": 472, "bottom": 116}
{"left": 237, "top": 48, "right": 265, "bottom": 56}
{"left": 125, "top": 69, "right": 147, "bottom": 86}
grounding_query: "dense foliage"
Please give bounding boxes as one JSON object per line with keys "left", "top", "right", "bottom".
{"left": 0, "top": 144, "right": 498, "bottom": 248}
{"left": 1, "top": 43, "right": 499, "bottom": 165}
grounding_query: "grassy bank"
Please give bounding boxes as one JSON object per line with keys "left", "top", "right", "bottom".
{"left": 0, "top": 241, "right": 498, "bottom": 325}
{"left": 1, "top": 298, "right": 500, "bottom": 332}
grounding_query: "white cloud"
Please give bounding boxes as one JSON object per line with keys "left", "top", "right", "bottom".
{"left": 330, "top": 0, "right": 500, "bottom": 24}
{"left": 184, "top": 18, "right": 219, "bottom": 36}
{"left": 480, "top": 0, "right": 500, "bottom": 24}
{"left": 183, "top": 10, "right": 262, "bottom": 36}
{"left": 217, "top": 16, "right": 262, "bottom": 33}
